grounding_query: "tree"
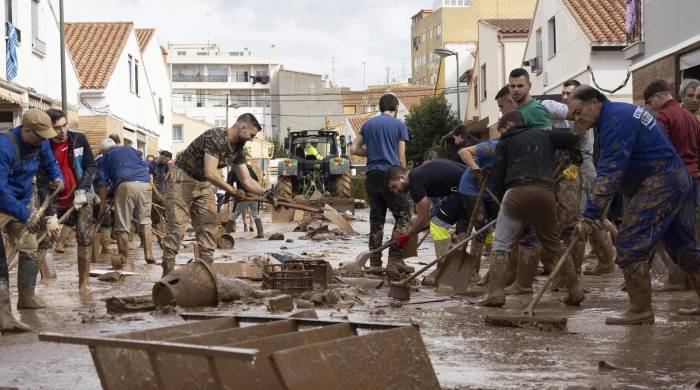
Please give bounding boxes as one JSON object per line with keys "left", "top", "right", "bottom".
{"left": 404, "top": 94, "right": 459, "bottom": 165}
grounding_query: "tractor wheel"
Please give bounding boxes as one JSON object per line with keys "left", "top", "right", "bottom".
{"left": 277, "top": 176, "right": 294, "bottom": 200}
{"left": 334, "top": 172, "right": 352, "bottom": 198}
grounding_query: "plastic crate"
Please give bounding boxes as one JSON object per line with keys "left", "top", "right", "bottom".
{"left": 287, "top": 260, "right": 331, "bottom": 289}
{"left": 262, "top": 263, "right": 313, "bottom": 295}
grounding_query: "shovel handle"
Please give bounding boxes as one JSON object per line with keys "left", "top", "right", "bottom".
{"left": 239, "top": 195, "right": 323, "bottom": 213}
{"left": 393, "top": 219, "right": 497, "bottom": 288}
{"left": 523, "top": 231, "right": 582, "bottom": 317}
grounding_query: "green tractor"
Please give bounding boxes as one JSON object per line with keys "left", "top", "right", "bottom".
{"left": 276, "top": 130, "right": 352, "bottom": 199}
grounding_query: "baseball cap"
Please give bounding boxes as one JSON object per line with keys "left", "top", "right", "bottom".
{"left": 22, "top": 108, "right": 57, "bottom": 139}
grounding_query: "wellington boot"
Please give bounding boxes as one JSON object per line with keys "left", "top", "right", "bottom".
{"left": 254, "top": 218, "right": 264, "bottom": 238}
{"left": 654, "top": 250, "right": 690, "bottom": 292}
{"left": 605, "top": 262, "right": 654, "bottom": 325}
{"left": 225, "top": 220, "right": 235, "bottom": 234}
{"left": 505, "top": 246, "right": 538, "bottom": 295}
{"left": 559, "top": 252, "right": 585, "bottom": 306}
{"left": 584, "top": 229, "right": 615, "bottom": 275}
{"left": 385, "top": 260, "right": 406, "bottom": 281}
{"left": 100, "top": 228, "right": 113, "bottom": 255}
{"left": 115, "top": 231, "right": 132, "bottom": 272}
{"left": 77, "top": 245, "right": 91, "bottom": 291}
{"left": 678, "top": 270, "right": 700, "bottom": 315}
{"left": 368, "top": 258, "right": 383, "bottom": 268}
{"left": 142, "top": 227, "right": 156, "bottom": 264}
{"left": 38, "top": 249, "right": 57, "bottom": 281}
{"left": 54, "top": 225, "right": 72, "bottom": 253}
{"left": 91, "top": 232, "right": 101, "bottom": 264}
{"left": 571, "top": 240, "right": 585, "bottom": 275}
{"left": 389, "top": 256, "right": 415, "bottom": 274}
{"left": 17, "top": 257, "right": 45, "bottom": 310}
{"left": 161, "top": 257, "right": 175, "bottom": 277}
{"left": 479, "top": 252, "right": 507, "bottom": 307}
{"left": 504, "top": 245, "right": 519, "bottom": 287}
{"left": 470, "top": 241, "right": 485, "bottom": 282}
{"left": 0, "top": 279, "right": 31, "bottom": 333}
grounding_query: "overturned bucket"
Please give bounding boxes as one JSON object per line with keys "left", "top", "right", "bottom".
{"left": 152, "top": 259, "right": 220, "bottom": 307}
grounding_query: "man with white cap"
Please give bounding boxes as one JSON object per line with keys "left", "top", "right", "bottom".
{"left": 0, "top": 108, "right": 63, "bottom": 333}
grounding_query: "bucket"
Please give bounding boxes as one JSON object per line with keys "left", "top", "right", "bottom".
{"left": 217, "top": 233, "right": 235, "bottom": 249}
{"left": 152, "top": 259, "right": 220, "bottom": 307}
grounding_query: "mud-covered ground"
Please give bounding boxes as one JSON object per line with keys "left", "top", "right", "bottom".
{"left": 1, "top": 208, "right": 699, "bottom": 389}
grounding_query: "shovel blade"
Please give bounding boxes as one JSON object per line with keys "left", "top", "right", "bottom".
{"left": 435, "top": 250, "right": 477, "bottom": 293}
{"left": 323, "top": 205, "right": 355, "bottom": 234}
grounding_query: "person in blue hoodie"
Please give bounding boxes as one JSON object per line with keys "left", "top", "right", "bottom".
{"left": 0, "top": 109, "right": 63, "bottom": 332}
{"left": 568, "top": 85, "right": 700, "bottom": 324}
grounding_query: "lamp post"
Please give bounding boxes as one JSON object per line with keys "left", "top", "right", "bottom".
{"left": 434, "top": 47, "right": 461, "bottom": 122}
{"left": 225, "top": 95, "right": 241, "bottom": 128}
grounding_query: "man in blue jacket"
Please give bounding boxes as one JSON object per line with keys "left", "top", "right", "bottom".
{"left": 98, "top": 139, "right": 153, "bottom": 271}
{"left": 568, "top": 86, "right": 700, "bottom": 324}
{"left": 0, "top": 109, "right": 63, "bottom": 332}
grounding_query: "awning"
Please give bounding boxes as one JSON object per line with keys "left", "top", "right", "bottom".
{"left": 0, "top": 86, "right": 24, "bottom": 107}
{"left": 680, "top": 49, "right": 700, "bottom": 71}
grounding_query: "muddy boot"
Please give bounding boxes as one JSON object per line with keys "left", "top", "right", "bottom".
{"left": 91, "top": 232, "right": 101, "bottom": 264}
{"left": 254, "top": 218, "right": 264, "bottom": 239}
{"left": 423, "top": 239, "right": 450, "bottom": 286}
{"left": 0, "top": 279, "right": 31, "bottom": 333}
{"left": 77, "top": 245, "right": 91, "bottom": 291}
{"left": 100, "top": 228, "right": 113, "bottom": 255}
{"left": 584, "top": 229, "right": 615, "bottom": 275}
{"left": 505, "top": 246, "right": 538, "bottom": 295}
{"left": 470, "top": 240, "right": 485, "bottom": 283}
{"left": 368, "top": 257, "right": 382, "bottom": 269}
{"left": 38, "top": 249, "right": 57, "bottom": 281}
{"left": 559, "top": 252, "right": 585, "bottom": 305}
{"left": 54, "top": 225, "right": 72, "bottom": 253}
{"left": 225, "top": 220, "right": 235, "bottom": 233}
{"left": 479, "top": 252, "right": 507, "bottom": 307}
{"left": 161, "top": 257, "right": 175, "bottom": 277}
{"left": 605, "top": 262, "right": 654, "bottom": 325}
{"left": 678, "top": 270, "right": 700, "bottom": 315}
{"left": 17, "top": 257, "right": 46, "bottom": 310}
{"left": 504, "top": 245, "right": 519, "bottom": 287}
{"left": 115, "top": 231, "right": 132, "bottom": 272}
{"left": 389, "top": 256, "right": 415, "bottom": 274}
{"left": 654, "top": 250, "right": 689, "bottom": 292}
{"left": 385, "top": 260, "right": 406, "bottom": 281}
{"left": 142, "top": 227, "right": 155, "bottom": 264}
{"left": 572, "top": 239, "right": 585, "bottom": 275}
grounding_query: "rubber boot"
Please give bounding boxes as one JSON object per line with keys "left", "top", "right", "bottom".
{"left": 161, "top": 256, "right": 175, "bottom": 277}
{"left": 478, "top": 252, "right": 507, "bottom": 307}
{"left": 38, "top": 249, "right": 57, "bottom": 281}
{"left": 505, "top": 245, "right": 538, "bottom": 295}
{"left": 91, "top": 232, "right": 101, "bottom": 264}
{"left": 558, "top": 251, "right": 585, "bottom": 305}
{"left": 77, "top": 245, "right": 91, "bottom": 291}
{"left": 605, "top": 262, "right": 654, "bottom": 325}
{"left": 115, "top": 231, "right": 132, "bottom": 272}
{"left": 17, "top": 256, "right": 46, "bottom": 310}
{"left": 54, "top": 225, "right": 72, "bottom": 253}
{"left": 385, "top": 260, "right": 406, "bottom": 281}
{"left": 142, "top": 227, "right": 155, "bottom": 264}
{"left": 678, "top": 269, "right": 700, "bottom": 315}
{"left": 225, "top": 220, "right": 235, "bottom": 234}
{"left": 100, "top": 228, "right": 113, "bottom": 254}
{"left": 254, "top": 218, "right": 264, "bottom": 238}
{"left": 423, "top": 239, "right": 451, "bottom": 286}
{"left": 470, "top": 240, "right": 485, "bottom": 283}
{"left": 572, "top": 240, "right": 585, "bottom": 275}
{"left": 584, "top": 229, "right": 615, "bottom": 275}
{"left": 654, "top": 249, "right": 690, "bottom": 292}
{"left": 0, "top": 279, "right": 31, "bottom": 333}
{"left": 389, "top": 255, "right": 415, "bottom": 274}
{"left": 504, "top": 245, "right": 519, "bottom": 287}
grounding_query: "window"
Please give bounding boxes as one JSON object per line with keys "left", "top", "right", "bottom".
{"left": 196, "top": 51, "right": 209, "bottom": 56}
{"left": 31, "top": 0, "right": 46, "bottom": 55}
{"left": 172, "top": 125, "right": 183, "bottom": 141}
{"left": 480, "top": 63, "right": 487, "bottom": 101}
{"left": 428, "top": 29, "right": 433, "bottom": 40}
{"left": 128, "top": 55, "right": 133, "bottom": 92}
{"left": 535, "top": 28, "right": 543, "bottom": 73}
{"left": 421, "top": 33, "right": 425, "bottom": 43}
{"left": 547, "top": 17, "right": 557, "bottom": 57}
{"left": 214, "top": 118, "right": 227, "bottom": 127}
{"left": 134, "top": 60, "right": 140, "bottom": 95}
{"left": 473, "top": 76, "right": 479, "bottom": 108}
{"left": 158, "top": 97, "right": 164, "bottom": 124}
{"left": 232, "top": 70, "right": 248, "bottom": 82}
{"left": 182, "top": 93, "right": 192, "bottom": 102}
{"left": 177, "top": 50, "right": 186, "bottom": 56}
{"left": 196, "top": 90, "right": 206, "bottom": 107}
{"left": 436, "top": 24, "right": 442, "bottom": 37}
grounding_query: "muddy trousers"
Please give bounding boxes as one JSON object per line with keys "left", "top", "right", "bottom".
{"left": 161, "top": 166, "right": 219, "bottom": 275}
{"left": 615, "top": 169, "right": 700, "bottom": 273}
{"left": 0, "top": 213, "right": 43, "bottom": 309}
{"left": 365, "top": 170, "right": 411, "bottom": 265}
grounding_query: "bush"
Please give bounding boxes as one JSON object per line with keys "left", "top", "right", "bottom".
{"left": 351, "top": 176, "right": 368, "bottom": 201}
{"left": 404, "top": 94, "right": 459, "bottom": 165}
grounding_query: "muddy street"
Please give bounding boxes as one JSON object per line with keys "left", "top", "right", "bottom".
{"left": 0, "top": 209, "right": 699, "bottom": 389}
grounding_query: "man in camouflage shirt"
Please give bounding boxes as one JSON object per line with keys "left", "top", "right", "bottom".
{"left": 161, "top": 113, "right": 274, "bottom": 276}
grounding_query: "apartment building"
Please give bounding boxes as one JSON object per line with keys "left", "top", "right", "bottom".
{"left": 168, "top": 43, "right": 279, "bottom": 139}
{"left": 410, "top": 0, "right": 536, "bottom": 119}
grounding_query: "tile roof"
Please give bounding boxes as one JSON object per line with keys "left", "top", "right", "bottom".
{"left": 562, "top": 0, "right": 626, "bottom": 45}
{"left": 135, "top": 28, "right": 155, "bottom": 53}
{"left": 65, "top": 22, "right": 133, "bottom": 89}
{"left": 346, "top": 112, "right": 375, "bottom": 136}
{"left": 481, "top": 18, "right": 532, "bottom": 33}
{"left": 391, "top": 85, "right": 435, "bottom": 111}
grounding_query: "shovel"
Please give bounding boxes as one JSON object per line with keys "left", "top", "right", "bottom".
{"left": 483, "top": 231, "right": 582, "bottom": 332}
{"left": 389, "top": 220, "right": 497, "bottom": 300}
{"left": 342, "top": 239, "right": 396, "bottom": 273}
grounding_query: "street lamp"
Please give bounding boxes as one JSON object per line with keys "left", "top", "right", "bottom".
{"left": 434, "top": 47, "right": 461, "bottom": 122}
{"left": 225, "top": 95, "right": 241, "bottom": 128}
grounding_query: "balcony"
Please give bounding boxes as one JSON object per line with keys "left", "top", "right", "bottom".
{"left": 171, "top": 74, "right": 228, "bottom": 82}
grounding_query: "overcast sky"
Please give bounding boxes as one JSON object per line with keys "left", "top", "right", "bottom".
{"left": 65, "top": 0, "right": 429, "bottom": 90}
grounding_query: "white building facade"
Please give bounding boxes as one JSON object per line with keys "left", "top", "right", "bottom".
{"left": 168, "top": 43, "right": 279, "bottom": 139}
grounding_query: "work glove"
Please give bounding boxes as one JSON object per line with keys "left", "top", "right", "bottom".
{"left": 576, "top": 216, "right": 603, "bottom": 235}
{"left": 46, "top": 215, "right": 62, "bottom": 241}
{"left": 73, "top": 189, "right": 87, "bottom": 209}
{"left": 50, "top": 178, "right": 64, "bottom": 191}
{"left": 25, "top": 210, "right": 42, "bottom": 234}
{"left": 394, "top": 234, "right": 411, "bottom": 248}
{"left": 86, "top": 191, "right": 100, "bottom": 206}
{"left": 264, "top": 189, "right": 278, "bottom": 207}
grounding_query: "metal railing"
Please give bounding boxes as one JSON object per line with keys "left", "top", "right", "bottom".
{"left": 172, "top": 74, "right": 228, "bottom": 82}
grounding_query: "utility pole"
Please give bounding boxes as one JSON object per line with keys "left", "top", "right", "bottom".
{"left": 362, "top": 61, "right": 366, "bottom": 89}
{"left": 59, "top": 0, "right": 67, "bottom": 113}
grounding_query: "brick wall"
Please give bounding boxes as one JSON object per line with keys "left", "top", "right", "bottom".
{"left": 632, "top": 54, "right": 676, "bottom": 106}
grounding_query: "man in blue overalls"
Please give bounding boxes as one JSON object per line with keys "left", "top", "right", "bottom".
{"left": 0, "top": 109, "right": 63, "bottom": 332}
{"left": 568, "top": 86, "right": 700, "bottom": 324}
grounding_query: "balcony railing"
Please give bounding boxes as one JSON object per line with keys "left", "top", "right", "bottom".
{"left": 172, "top": 74, "right": 228, "bottom": 82}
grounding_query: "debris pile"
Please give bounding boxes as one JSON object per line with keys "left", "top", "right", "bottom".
{"left": 296, "top": 220, "right": 353, "bottom": 241}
